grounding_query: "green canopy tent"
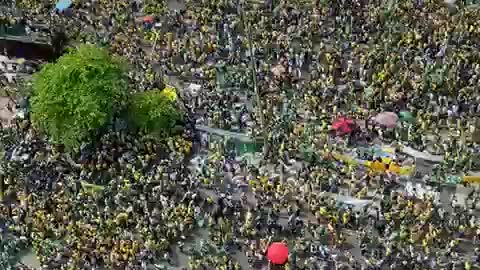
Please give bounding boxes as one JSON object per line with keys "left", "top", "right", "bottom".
{"left": 233, "top": 140, "right": 262, "bottom": 155}
{"left": 196, "top": 125, "right": 263, "bottom": 156}
{"left": 399, "top": 111, "right": 414, "bottom": 122}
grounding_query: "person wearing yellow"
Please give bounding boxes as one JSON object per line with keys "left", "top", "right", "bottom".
{"left": 371, "top": 157, "right": 386, "bottom": 173}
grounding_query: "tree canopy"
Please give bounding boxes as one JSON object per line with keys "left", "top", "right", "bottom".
{"left": 30, "top": 44, "right": 129, "bottom": 150}
{"left": 128, "top": 88, "right": 184, "bottom": 135}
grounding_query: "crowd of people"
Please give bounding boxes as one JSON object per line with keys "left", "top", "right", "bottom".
{"left": 0, "top": 0, "right": 480, "bottom": 269}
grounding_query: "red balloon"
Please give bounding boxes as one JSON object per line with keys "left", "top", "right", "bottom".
{"left": 267, "top": 242, "right": 289, "bottom": 265}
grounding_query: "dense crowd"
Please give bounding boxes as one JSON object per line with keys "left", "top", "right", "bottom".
{"left": 0, "top": 0, "right": 480, "bottom": 269}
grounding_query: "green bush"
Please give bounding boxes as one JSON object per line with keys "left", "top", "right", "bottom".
{"left": 128, "top": 90, "right": 183, "bottom": 135}
{"left": 30, "top": 44, "right": 128, "bottom": 150}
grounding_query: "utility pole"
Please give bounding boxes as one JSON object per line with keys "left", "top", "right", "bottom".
{"left": 0, "top": 174, "right": 3, "bottom": 202}
{"left": 246, "top": 25, "right": 266, "bottom": 133}
{"left": 241, "top": 5, "right": 269, "bottom": 156}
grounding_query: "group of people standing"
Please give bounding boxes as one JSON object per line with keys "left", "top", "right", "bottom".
{"left": 0, "top": 0, "right": 479, "bottom": 269}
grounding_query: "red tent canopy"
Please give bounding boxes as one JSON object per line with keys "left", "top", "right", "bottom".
{"left": 332, "top": 117, "right": 355, "bottom": 136}
{"left": 267, "top": 242, "right": 289, "bottom": 265}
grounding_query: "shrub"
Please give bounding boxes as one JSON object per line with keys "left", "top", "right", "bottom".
{"left": 128, "top": 89, "right": 183, "bottom": 135}
{"left": 30, "top": 44, "right": 128, "bottom": 150}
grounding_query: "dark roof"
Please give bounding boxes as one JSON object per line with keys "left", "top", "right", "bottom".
{"left": 0, "top": 37, "right": 56, "bottom": 61}
{"left": 0, "top": 35, "right": 50, "bottom": 45}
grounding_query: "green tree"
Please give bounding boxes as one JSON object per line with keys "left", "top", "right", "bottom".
{"left": 128, "top": 90, "right": 183, "bottom": 135}
{"left": 30, "top": 44, "right": 128, "bottom": 150}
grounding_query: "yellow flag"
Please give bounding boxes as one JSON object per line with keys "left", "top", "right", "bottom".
{"left": 161, "top": 86, "right": 178, "bottom": 102}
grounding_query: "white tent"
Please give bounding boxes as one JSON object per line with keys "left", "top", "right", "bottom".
{"left": 401, "top": 145, "right": 444, "bottom": 163}
{"left": 186, "top": 83, "right": 202, "bottom": 96}
{"left": 196, "top": 125, "right": 255, "bottom": 142}
{"left": 335, "top": 195, "right": 372, "bottom": 209}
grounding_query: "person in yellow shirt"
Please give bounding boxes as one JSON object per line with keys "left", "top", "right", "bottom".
{"left": 371, "top": 157, "right": 386, "bottom": 172}
{"left": 342, "top": 211, "right": 350, "bottom": 225}
{"left": 388, "top": 161, "right": 401, "bottom": 174}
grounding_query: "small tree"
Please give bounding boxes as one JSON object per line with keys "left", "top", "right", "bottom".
{"left": 30, "top": 44, "right": 128, "bottom": 150}
{"left": 128, "top": 89, "right": 183, "bottom": 135}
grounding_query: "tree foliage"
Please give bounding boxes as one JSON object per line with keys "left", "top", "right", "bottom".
{"left": 30, "top": 44, "right": 128, "bottom": 150}
{"left": 128, "top": 89, "right": 183, "bottom": 135}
